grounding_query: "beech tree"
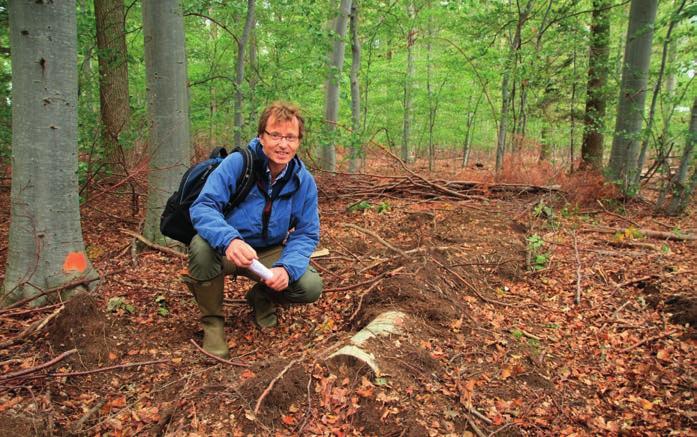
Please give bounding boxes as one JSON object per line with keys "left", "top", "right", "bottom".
{"left": 607, "top": 0, "right": 658, "bottom": 193}
{"left": 581, "top": 0, "right": 611, "bottom": 170}
{"left": 141, "top": 0, "right": 191, "bottom": 244}
{"left": 94, "top": 0, "right": 130, "bottom": 160}
{"left": 320, "top": 0, "right": 352, "bottom": 172}
{"left": 348, "top": 0, "right": 362, "bottom": 173}
{"left": 233, "top": 0, "right": 255, "bottom": 148}
{"left": 3, "top": 0, "right": 97, "bottom": 305}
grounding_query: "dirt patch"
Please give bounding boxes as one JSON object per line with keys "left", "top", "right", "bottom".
{"left": 0, "top": 412, "right": 50, "bottom": 437}
{"left": 238, "top": 360, "right": 309, "bottom": 417}
{"left": 46, "top": 292, "right": 111, "bottom": 367}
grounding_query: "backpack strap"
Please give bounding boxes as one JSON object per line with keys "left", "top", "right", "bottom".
{"left": 223, "top": 146, "right": 256, "bottom": 216}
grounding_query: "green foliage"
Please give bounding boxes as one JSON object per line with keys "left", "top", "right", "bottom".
{"left": 376, "top": 201, "right": 391, "bottom": 214}
{"left": 526, "top": 234, "right": 549, "bottom": 271}
{"left": 106, "top": 296, "right": 135, "bottom": 314}
{"left": 347, "top": 200, "right": 372, "bottom": 212}
{"left": 155, "top": 295, "right": 169, "bottom": 317}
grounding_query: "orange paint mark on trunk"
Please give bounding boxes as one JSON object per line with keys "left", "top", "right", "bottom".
{"left": 63, "top": 251, "right": 88, "bottom": 273}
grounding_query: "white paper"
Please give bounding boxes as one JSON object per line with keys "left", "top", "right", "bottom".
{"left": 250, "top": 259, "right": 273, "bottom": 280}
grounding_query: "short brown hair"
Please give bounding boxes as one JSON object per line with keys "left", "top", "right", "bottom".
{"left": 257, "top": 101, "right": 305, "bottom": 139}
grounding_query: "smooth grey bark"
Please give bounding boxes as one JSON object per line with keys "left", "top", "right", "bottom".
{"left": 320, "top": 0, "right": 352, "bottom": 171}
{"left": 208, "top": 7, "right": 218, "bottom": 145}
{"left": 495, "top": 0, "right": 531, "bottom": 172}
{"left": 142, "top": 0, "right": 191, "bottom": 243}
{"left": 581, "top": 0, "right": 611, "bottom": 171}
{"left": 462, "top": 91, "right": 483, "bottom": 168}
{"left": 665, "top": 97, "right": 697, "bottom": 214}
{"left": 635, "top": 0, "right": 687, "bottom": 187}
{"left": 3, "top": 0, "right": 97, "bottom": 305}
{"left": 607, "top": 0, "right": 658, "bottom": 193}
{"left": 348, "top": 0, "right": 362, "bottom": 174}
{"left": 426, "top": 3, "right": 436, "bottom": 171}
{"left": 94, "top": 0, "right": 130, "bottom": 159}
{"left": 234, "top": 0, "right": 255, "bottom": 148}
{"left": 248, "top": 27, "right": 258, "bottom": 139}
{"left": 401, "top": 1, "right": 416, "bottom": 163}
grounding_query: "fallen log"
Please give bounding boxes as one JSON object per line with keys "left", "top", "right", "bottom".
{"left": 327, "top": 311, "right": 407, "bottom": 377}
{"left": 582, "top": 225, "right": 696, "bottom": 241}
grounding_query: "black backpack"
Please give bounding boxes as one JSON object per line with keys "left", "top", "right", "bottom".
{"left": 160, "top": 146, "right": 256, "bottom": 245}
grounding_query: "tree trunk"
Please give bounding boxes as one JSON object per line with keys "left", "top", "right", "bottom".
{"left": 320, "top": 0, "right": 352, "bottom": 171}
{"left": 402, "top": 0, "right": 416, "bottom": 163}
{"left": 427, "top": 4, "right": 435, "bottom": 172}
{"left": 635, "top": 0, "right": 687, "bottom": 187}
{"left": 581, "top": 0, "right": 611, "bottom": 171}
{"left": 607, "top": 0, "right": 658, "bottom": 193}
{"left": 234, "top": 0, "right": 255, "bottom": 148}
{"left": 94, "top": 0, "right": 130, "bottom": 160}
{"left": 247, "top": 27, "right": 258, "bottom": 139}
{"left": 142, "top": 0, "right": 191, "bottom": 244}
{"left": 495, "top": 0, "right": 531, "bottom": 173}
{"left": 665, "top": 97, "right": 697, "bottom": 215}
{"left": 462, "top": 91, "right": 481, "bottom": 168}
{"left": 348, "top": 0, "right": 362, "bottom": 174}
{"left": 4, "top": 0, "right": 98, "bottom": 305}
{"left": 208, "top": 8, "right": 218, "bottom": 146}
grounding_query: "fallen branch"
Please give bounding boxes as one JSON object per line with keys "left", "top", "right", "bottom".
{"left": 70, "top": 398, "right": 107, "bottom": 434}
{"left": 323, "top": 266, "right": 404, "bottom": 293}
{"left": 120, "top": 229, "right": 187, "bottom": 259}
{"left": 431, "top": 258, "right": 514, "bottom": 307}
{"left": 0, "top": 349, "right": 77, "bottom": 381}
{"left": 45, "top": 358, "right": 171, "bottom": 378}
{"left": 621, "top": 329, "right": 678, "bottom": 352}
{"left": 340, "top": 222, "right": 407, "bottom": 256}
{"left": 582, "top": 225, "right": 696, "bottom": 241}
{"left": 572, "top": 232, "right": 582, "bottom": 305}
{"left": 2, "top": 274, "right": 105, "bottom": 312}
{"left": 189, "top": 339, "right": 250, "bottom": 367}
{"left": 253, "top": 357, "right": 303, "bottom": 415}
{"left": 0, "top": 305, "right": 64, "bottom": 348}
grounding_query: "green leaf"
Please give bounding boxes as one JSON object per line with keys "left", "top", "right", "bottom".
{"left": 158, "top": 307, "right": 170, "bottom": 317}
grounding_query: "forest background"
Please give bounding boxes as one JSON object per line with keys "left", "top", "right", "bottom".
{"left": 0, "top": 0, "right": 696, "bottom": 435}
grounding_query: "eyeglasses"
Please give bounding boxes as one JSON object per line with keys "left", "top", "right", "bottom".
{"left": 264, "top": 130, "right": 299, "bottom": 144}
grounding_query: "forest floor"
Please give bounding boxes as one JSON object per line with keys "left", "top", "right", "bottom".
{"left": 0, "top": 151, "right": 696, "bottom": 436}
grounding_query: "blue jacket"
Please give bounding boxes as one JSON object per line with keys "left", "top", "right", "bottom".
{"left": 190, "top": 139, "right": 320, "bottom": 282}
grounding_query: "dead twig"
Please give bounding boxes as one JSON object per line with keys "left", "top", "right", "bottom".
{"left": 581, "top": 225, "right": 696, "bottom": 241}
{"left": 572, "top": 231, "right": 582, "bottom": 305}
{"left": 1, "top": 274, "right": 104, "bottom": 312}
{"left": 253, "top": 356, "right": 303, "bottom": 415}
{"left": 0, "top": 349, "right": 77, "bottom": 381}
{"left": 45, "top": 359, "right": 171, "bottom": 378}
{"left": 120, "top": 228, "right": 187, "bottom": 258}
{"left": 466, "top": 414, "right": 487, "bottom": 437}
{"left": 340, "top": 222, "right": 407, "bottom": 257}
{"left": 0, "top": 305, "right": 64, "bottom": 349}
{"left": 323, "top": 266, "right": 404, "bottom": 293}
{"left": 431, "top": 258, "right": 514, "bottom": 307}
{"left": 348, "top": 280, "right": 382, "bottom": 323}
{"left": 295, "top": 376, "right": 313, "bottom": 434}
{"left": 597, "top": 200, "right": 643, "bottom": 228}
{"left": 70, "top": 398, "right": 107, "bottom": 434}
{"left": 189, "top": 339, "right": 250, "bottom": 367}
{"left": 621, "top": 329, "right": 678, "bottom": 352}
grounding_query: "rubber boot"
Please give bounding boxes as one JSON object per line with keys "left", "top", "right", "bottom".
{"left": 245, "top": 283, "right": 277, "bottom": 328}
{"left": 183, "top": 275, "right": 230, "bottom": 359}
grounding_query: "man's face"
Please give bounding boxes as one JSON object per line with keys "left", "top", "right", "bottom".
{"left": 260, "top": 115, "right": 301, "bottom": 170}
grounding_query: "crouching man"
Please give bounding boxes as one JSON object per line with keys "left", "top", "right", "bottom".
{"left": 184, "top": 102, "right": 322, "bottom": 358}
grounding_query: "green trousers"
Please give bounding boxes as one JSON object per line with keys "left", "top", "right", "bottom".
{"left": 187, "top": 235, "right": 323, "bottom": 304}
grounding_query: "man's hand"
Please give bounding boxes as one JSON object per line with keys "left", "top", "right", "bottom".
{"left": 225, "top": 238, "right": 257, "bottom": 268}
{"left": 263, "top": 267, "right": 289, "bottom": 292}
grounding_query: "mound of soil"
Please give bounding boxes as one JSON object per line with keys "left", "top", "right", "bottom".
{"left": 46, "top": 292, "right": 111, "bottom": 367}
